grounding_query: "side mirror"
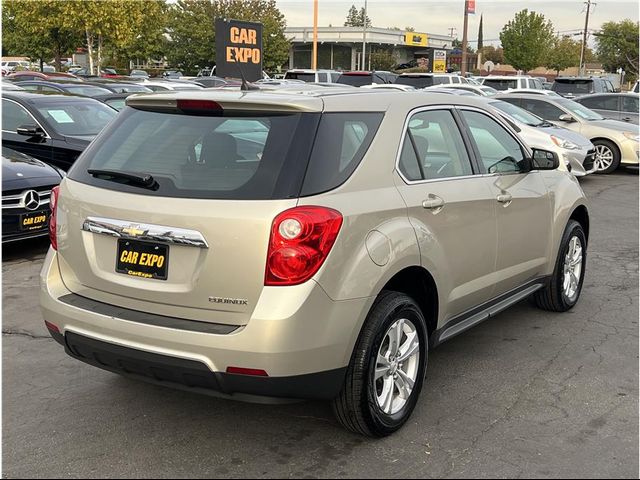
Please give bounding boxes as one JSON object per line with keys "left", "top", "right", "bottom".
{"left": 558, "top": 113, "right": 576, "bottom": 123}
{"left": 16, "top": 125, "right": 45, "bottom": 137}
{"left": 531, "top": 149, "right": 560, "bottom": 170}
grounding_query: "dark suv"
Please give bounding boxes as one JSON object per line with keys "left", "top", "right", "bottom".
{"left": 552, "top": 77, "right": 616, "bottom": 98}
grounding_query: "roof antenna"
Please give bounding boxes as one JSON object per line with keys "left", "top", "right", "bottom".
{"left": 231, "top": 51, "right": 260, "bottom": 91}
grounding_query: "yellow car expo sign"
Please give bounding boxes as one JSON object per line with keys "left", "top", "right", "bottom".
{"left": 404, "top": 32, "right": 428, "bottom": 47}
{"left": 433, "top": 50, "right": 447, "bottom": 73}
{"left": 215, "top": 18, "right": 263, "bottom": 82}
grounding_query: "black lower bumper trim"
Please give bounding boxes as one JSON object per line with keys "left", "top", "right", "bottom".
{"left": 63, "top": 332, "right": 346, "bottom": 402}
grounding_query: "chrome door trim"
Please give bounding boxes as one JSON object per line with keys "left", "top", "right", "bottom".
{"left": 82, "top": 217, "right": 209, "bottom": 248}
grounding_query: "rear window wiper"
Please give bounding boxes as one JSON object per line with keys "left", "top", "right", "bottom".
{"left": 88, "top": 169, "right": 158, "bottom": 190}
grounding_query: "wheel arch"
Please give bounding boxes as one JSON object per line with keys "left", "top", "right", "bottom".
{"left": 590, "top": 136, "right": 622, "bottom": 156}
{"left": 569, "top": 204, "right": 590, "bottom": 244}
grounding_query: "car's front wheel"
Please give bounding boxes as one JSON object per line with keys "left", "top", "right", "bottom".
{"left": 332, "top": 291, "right": 428, "bottom": 437}
{"left": 592, "top": 139, "right": 620, "bottom": 174}
{"left": 535, "top": 220, "right": 587, "bottom": 312}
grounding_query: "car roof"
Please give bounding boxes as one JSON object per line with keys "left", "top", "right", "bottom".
{"left": 484, "top": 75, "right": 531, "bottom": 79}
{"left": 495, "top": 93, "right": 565, "bottom": 102}
{"left": 125, "top": 88, "right": 491, "bottom": 114}
{"left": 2, "top": 91, "right": 106, "bottom": 104}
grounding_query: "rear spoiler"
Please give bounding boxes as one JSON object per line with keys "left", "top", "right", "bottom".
{"left": 126, "top": 94, "right": 323, "bottom": 113}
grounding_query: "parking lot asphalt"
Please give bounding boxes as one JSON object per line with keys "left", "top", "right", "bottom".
{"left": 2, "top": 171, "right": 638, "bottom": 479}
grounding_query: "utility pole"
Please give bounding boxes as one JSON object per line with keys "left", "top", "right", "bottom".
{"left": 461, "top": 1, "right": 470, "bottom": 75}
{"left": 361, "top": 0, "right": 368, "bottom": 70}
{"left": 579, "top": 0, "right": 595, "bottom": 76}
{"left": 312, "top": 0, "right": 318, "bottom": 69}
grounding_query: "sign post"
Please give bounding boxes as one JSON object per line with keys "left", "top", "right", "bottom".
{"left": 215, "top": 18, "right": 263, "bottom": 82}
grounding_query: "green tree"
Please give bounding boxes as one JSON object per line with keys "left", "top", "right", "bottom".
{"left": 166, "top": 0, "right": 289, "bottom": 75}
{"left": 2, "top": 0, "right": 82, "bottom": 70}
{"left": 405, "top": 26, "right": 415, "bottom": 32}
{"left": 500, "top": 9, "right": 554, "bottom": 72}
{"left": 481, "top": 45, "right": 504, "bottom": 64}
{"left": 477, "top": 14, "right": 483, "bottom": 51}
{"left": 545, "top": 36, "right": 582, "bottom": 74}
{"left": 369, "top": 49, "right": 395, "bottom": 70}
{"left": 344, "top": 4, "right": 371, "bottom": 28}
{"left": 452, "top": 38, "right": 475, "bottom": 54}
{"left": 595, "top": 19, "right": 639, "bottom": 76}
{"left": 344, "top": 5, "right": 359, "bottom": 26}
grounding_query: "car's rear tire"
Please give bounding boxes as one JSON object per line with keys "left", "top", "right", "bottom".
{"left": 332, "top": 291, "right": 428, "bottom": 437}
{"left": 534, "top": 220, "right": 587, "bottom": 312}
{"left": 592, "top": 139, "right": 620, "bottom": 174}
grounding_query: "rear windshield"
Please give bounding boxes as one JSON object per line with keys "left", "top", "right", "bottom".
{"left": 64, "top": 85, "right": 113, "bottom": 97}
{"left": 395, "top": 76, "right": 434, "bottom": 88}
{"left": 482, "top": 79, "right": 517, "bottom": 90}
{"left": 336, "top": 74, "right": 372, "bottom": 87}
{"left": 68, "top": 108, "right": 383, "bottom": 200}
{"left": 36, "top": 101, "right": 117, "bottom": 136}
{"left": 553, "top": 80, "right": 593, "bottom": 94}
{"left": 284, "top": 72, "right": 316, "bottom": 82}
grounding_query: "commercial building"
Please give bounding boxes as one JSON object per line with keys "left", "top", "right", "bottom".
{"left": 284, "top": 26, "right": 454, "bottom": 71}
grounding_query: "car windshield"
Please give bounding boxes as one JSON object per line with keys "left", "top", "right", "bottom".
{"left": 554, "top": 80, "right": 592, "bottom": 94}
{"left": 395, "top": 76, "right": 435, "bottom": 88}
{"left": 68, "top": 108, "right": 383, "bottom": 200}
{"left": 337, "top": 74, "right": 373, "bottom": 87}
{"left": 36, "top": 100, "right": 117, "bottom": 136}
{"left": 558, "top": 99, "right": 604, "bottom": 121}
{"left": 482, "top": 79, "right": 518, "bottom": 90}
{"left": 64, "top": 85, "right": 113, "bottom": 97}
{"left": 480, "top": 87, "right": 498, "bottom": 96}
{"left": 489, "top": 101, "right": 544, "bottom": 126}
{"left": 284, "top": 73, "right": 316, "bottom": 82}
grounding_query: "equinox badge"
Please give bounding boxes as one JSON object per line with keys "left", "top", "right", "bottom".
{"left": 209, "top": 297, "right": 249, "bottom": 306}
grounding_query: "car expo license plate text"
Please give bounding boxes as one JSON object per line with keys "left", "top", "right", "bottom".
{"left": 116, "top": 239, "right": 169, "bottom": 280}
{"left": 19, "top": 211, "right": 48, "bottom": 231}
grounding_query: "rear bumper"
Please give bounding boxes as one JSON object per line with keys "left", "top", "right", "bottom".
{"left": 40, "top": 249, "right": 372, "bottom": 401}
{"left": 52, "top": 329, "right": 346, "bottom": 403}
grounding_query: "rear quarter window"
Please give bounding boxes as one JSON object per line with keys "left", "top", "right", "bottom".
{"left": 301, "top": 113, "right": 383, "bottom": 196}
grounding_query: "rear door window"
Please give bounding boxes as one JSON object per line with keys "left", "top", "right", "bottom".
{"left": 622, "top": 96, "right": 639, "bottom": 113}
{"left": 580, "top": 95, "right": 618, "bottom": 111}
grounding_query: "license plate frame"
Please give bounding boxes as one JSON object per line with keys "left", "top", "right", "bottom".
{"left": 19, "top": 211, "right": 49, "bottom": 231}
{"left": 116, "top": 239, "right": 169, "bottom": 281}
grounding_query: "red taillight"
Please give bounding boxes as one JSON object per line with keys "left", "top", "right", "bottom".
{"left": 44, "top": 320, "right": 60, "bottom": 333}
{"left": 265, "top": 206, "right": 343, "bottom": 286}
{"left": 177, "top": 99, "right": 222, "bottom": 113}
{"left": 49, "top": 186, "right": 59, "bottom": 250}
{"left": 226, "top": 367, "right": 269, "bottom": 377}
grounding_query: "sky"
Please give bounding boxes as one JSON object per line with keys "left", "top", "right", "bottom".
{"left": 275, "top": 0, "right": 639, "bottom": 46}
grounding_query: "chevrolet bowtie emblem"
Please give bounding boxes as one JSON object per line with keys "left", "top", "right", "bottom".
{"left": 122, "top": 226, "right": 145, "bottom": 237}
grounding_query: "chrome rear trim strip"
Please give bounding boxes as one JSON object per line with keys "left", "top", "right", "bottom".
{"left": 82, "top": 217, "right": 209, "bottom": 248}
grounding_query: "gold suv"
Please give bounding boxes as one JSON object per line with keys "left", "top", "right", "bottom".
{"left": 40, "top": 89, "right": 589, "bottom": 437}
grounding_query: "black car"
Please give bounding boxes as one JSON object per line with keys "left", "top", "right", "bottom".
{"left": 335, "top": 71, "right": 398, "bottom": 87}
{"left": 92, "top": 92, "right": 136, "bottom": 111}
{"left": 12, "top": 80, "right": 113, "bottom": 98}
{"left": 2, "top": 92, "right": 118, "bottom": 170}
{"left": 2, "top": 147, "right": 63, "bottom": 243}
{"left": 84, "top": 78, "right": 154, "bottom": 93}
{"left": 552, "top": 76, "right": 616, "bottom": 98}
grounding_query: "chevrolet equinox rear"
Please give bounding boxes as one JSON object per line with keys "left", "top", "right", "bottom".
{"left": 41, "top": 89, "right": 589, "bottom": 437}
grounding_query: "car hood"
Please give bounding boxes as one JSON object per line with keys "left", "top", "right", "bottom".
{"left": 534, "top": 124, "right": 593, "bottom": 148}
{"left": 2, "top": 148, "right": 62, "bottom": 191}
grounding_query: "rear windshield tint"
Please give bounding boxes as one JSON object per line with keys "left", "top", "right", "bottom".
{"left": 395, "top": 76, "right": 434, "bottom": 88}
{"left": 284, "top": 73, "right": 316, "bottom": 82}
{"left": 336, "top": 74, "right": 372, "bottom": 87}
{"left": 482, "top": 79, "right": 517, "bottom": 90}
{"left": 68, "top": 108, "right": 383, "bottom": 200}
{"left": 553, "top": 80, "right": 593, "bottom": 94}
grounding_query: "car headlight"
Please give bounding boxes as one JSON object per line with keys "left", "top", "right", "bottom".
{"left": 623, "top": 132, "right": 639, "bottom": 142}
{"left": 550, "top": 135, "right": 580, "bottom": 150}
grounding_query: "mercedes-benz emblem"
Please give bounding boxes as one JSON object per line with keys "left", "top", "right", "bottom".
{"left": 23, "top": 190, "right": 40, "bottom": 211}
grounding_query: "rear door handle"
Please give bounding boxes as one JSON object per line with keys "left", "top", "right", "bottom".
{"left": 422, "top": 195, "right": 445, "bottom": 210}
{"left": 496, "top": 193, "right": 513, "bottom": 205}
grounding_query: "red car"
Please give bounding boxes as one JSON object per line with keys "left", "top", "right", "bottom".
{"left": 5, "top": 71, "right": 82, "bottom": 82}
